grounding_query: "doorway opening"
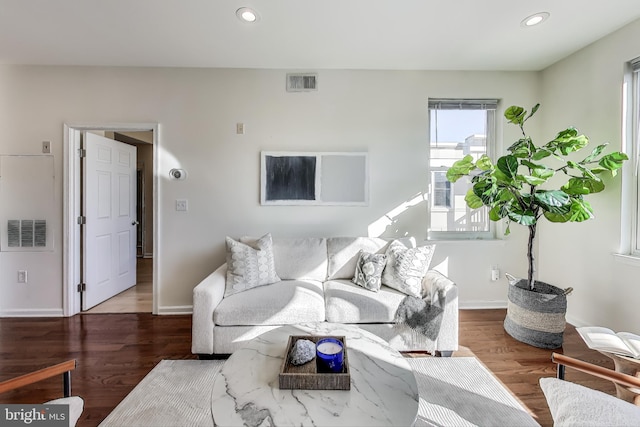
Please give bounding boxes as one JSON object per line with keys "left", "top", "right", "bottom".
{"left": 63, "top": 123, "right": 159, "bottom": 316}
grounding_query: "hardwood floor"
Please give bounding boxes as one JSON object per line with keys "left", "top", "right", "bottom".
{"left": 0, "top": 310, "right": 614, "bottom": 427}
{"left": 85, "top": 258, "right": 153, "bottom": 314}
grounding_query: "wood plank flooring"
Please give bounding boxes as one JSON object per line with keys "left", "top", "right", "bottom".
{"left": 85, "top": 258, "right": 152, "bottom": 314}
{"left": 0, "top": 310, "right": 614, "bottom": 427}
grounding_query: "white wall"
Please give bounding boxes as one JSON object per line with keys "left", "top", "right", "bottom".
{"left": 0, "top": 66, "right": 539, "bottom": 315}
{"left": 540, "top": 19, "right": 640, "bottom": 331}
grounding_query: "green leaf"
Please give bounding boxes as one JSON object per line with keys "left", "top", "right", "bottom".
{"left": 504, "top": 106, "right": 526, "bottom": 125}
{"left": 525, "top": 103, "right": 540, "bottom": 121}
{"left": 569, "top": 199, "right": 594, "bottom": 222}
{"left": 567, "top": 160, "right": 599, "bottom": 180}
{"left": 464, "top": 189, "right": 484, "bottom": 209}
{"left": 598, "top": 152, "right": 629, "bottom": 175}
{"left": 497, "top": 155, "right": 519, "bottom": 179}
{"left": 533, "top": 190, "right": 571, "bottom": 213}
{"left": 519, "top": 175, "right": 547, "bottom": 186}
{"left": 508, "top": 207, "right": 537, "bottom": 226}
{"left": 543, "top": 211, "right": 572, "bottom": 223}
{"left": 473, "top": 180, "right": 497, "bottom": 205}
{"left": 446, "top": 155, "right": 475, "bottom": 182}
{"left": 507, "top": 138, "right": 535, "bottom": 158}
{"left": 475, "top": 155, "right": 493, "bottom": 171}
{"left": 532, "top": 148, "right": 552, "bottom": 161}
{"left": 562, "top": 177, "right": 605, "bottom": 195}
{"left": 581, "top": 143, "right": 608, "bottom": 163}
{"left": 532, "top": 167, "right": 554, "bottom": 180}
{"left": 489, "top": 205, "right": 503, "bottom": 221}
{"left": 547, "top": 128, "right": 589, "bottom": 156}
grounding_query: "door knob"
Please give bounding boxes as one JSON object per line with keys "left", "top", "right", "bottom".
{"left": 132, "top": 221, "right": 139, "bottom": 226}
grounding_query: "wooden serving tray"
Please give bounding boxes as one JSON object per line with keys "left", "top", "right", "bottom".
{"left": 279, "top": 335, "right": 351, "bottom": 390}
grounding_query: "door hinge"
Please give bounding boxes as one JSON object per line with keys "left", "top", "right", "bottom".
{"left": 77, "top": 216, "right": 86, "bottom": 225}
{"left": 77, "top": 283, "right": 86, "bottom": 292}
{"left": 78, "top": 148, "right": 86, "bottom": 158}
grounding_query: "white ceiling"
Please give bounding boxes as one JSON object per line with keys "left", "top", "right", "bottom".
{"left": 2, "top": 1, "right": 640, "bottom": 71}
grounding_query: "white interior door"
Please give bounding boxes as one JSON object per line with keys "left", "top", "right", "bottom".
{"left": 82, "top": 132, "right": 137, "bottom": 310}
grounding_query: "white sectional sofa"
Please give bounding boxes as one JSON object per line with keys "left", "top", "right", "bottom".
{"left": 191, "top": 236, "right": 458, "bottom": 357}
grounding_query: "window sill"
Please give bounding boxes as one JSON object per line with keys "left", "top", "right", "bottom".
{"left": 613, "top": 253, "right": 640, "bottom": 267}
{"left": 423, "top": 238, "right": 507, "bottom": 245}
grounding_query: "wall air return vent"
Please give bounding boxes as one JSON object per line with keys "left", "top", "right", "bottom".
{"left": 7, "top": 220, "right": 47, "bottom": 248}
{"left": 286, "top": 73, "right": 318, "bottom": 92}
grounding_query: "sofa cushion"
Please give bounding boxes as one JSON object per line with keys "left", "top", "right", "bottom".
{"left": 324, "top": 279, "right": 407, "bottom": 323}
{"left": 382, "top": 240, "right": 435, "bottom": 297}
{"left": 214, "top": 279, "right": 325, "bottom": 326}
{"left": 540, "top": 377, "right": 640, "bottom": 427}
{"left": 241, "top": 236, "right": 327, "bottom": 281}
{"left": 225, "top": 233, "right": 280, "bottom": 297}
{"left": 352, "top": 250, "right": 387, "bottom": 292}
{"left": 327, "top": 236, "right": 415, "bottom": 280}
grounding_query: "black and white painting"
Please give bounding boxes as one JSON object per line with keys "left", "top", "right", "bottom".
{"left": 264, "top": 155, "right": 317, "bottom": 202}
{"left": 260, "top": 152, "right": 368, "bottom": 206}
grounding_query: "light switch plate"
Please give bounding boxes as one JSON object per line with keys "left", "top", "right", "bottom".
{"left": 42, "top": 141, "right": 51, "bottom": 153}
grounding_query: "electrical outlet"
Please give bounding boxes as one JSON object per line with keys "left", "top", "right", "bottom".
{"left": 17, "top": 270, "right": 27, "bottom": 283}
{"left": 491, "top": 266, "right": 500, "bottom": 281}
{"left": 176, "top": 199, "right": 188, "bottom": 212}
{"left": 236, "top": 123, "right": 245, "bottom": 134}
{"left": 42, "top": 141, "right": 51, "bottom": 153}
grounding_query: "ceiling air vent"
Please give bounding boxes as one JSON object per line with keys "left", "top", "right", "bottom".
{"left": 286, "top": 73, "right": 318, "bottom": 92}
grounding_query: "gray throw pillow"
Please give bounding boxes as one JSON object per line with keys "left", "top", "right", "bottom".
{"left": 352, "top": 250, "right": 387, "bottom": 292}
{"left": 225, "top": 233, "right": 280, "bottom": 297}
{"left": 382, "top": 240, "right": 435, "bottom": 297}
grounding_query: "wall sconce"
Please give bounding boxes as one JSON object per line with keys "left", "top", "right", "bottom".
{"left": 169, "top": 168, "right": 187, "bottom": 180}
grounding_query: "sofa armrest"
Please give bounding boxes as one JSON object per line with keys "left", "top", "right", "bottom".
{"left": 191, "top": 263, "right": 227, "bottom": 355}
{"left": 422, "top": 270, "right": 459, "bottom": 353}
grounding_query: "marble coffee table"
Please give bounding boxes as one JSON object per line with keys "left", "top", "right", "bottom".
{"left": 211, "top": 323, "right": 419, "bottom": 426}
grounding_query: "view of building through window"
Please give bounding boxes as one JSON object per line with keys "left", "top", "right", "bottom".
{"left": 428, "top": 100, "right": 497, "bottom": 238}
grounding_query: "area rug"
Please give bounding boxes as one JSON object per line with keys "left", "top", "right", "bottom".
{"left": 100, "top": 357, "right": 539, "bottom": 427}
{"left": 410, "top": 357, "right": 539, "bottom": 427}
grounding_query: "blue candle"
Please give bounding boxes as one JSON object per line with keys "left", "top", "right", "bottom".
{"left": 316, "top": 338, "right": 344, "bottom": 373}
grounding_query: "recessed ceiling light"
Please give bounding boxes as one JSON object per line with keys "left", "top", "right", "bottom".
{"left": 521, "top": 12, "right": 550, "bottom": 27}
{"left": 236, "top": 7, "right": 259, "bottom": 23}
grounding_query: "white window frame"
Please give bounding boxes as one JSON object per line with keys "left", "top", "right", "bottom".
{"left": 626, "top": 59, "right": 640, "bottom": 257}
{"left": 427, "top": 98, "right": 498, "bottom": 240}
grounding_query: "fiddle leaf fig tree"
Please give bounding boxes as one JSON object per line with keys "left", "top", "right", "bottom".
{"left": 447, "top": 104, "right": 628, "bottom": 290}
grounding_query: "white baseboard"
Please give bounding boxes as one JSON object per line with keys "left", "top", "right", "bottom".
{"left": 0, "top": 308, "right": 64, "bottom": 317}
{"left": 157, "top": 305, "right": 192, "bottom": 315}
{"left": 459, "top": 300, "right": 507, "bottom": 310}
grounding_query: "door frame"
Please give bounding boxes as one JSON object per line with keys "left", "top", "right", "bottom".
{"left": 63, "top": 122, "right": 159, "bottom": 316}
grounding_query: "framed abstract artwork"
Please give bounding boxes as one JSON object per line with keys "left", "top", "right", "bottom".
{"left": 260, "top": 152, "right": 368, "bottom": 206}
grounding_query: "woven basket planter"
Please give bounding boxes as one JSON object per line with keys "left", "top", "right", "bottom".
{"left": 503, "top": 277, "right": 571, "bottom": 349}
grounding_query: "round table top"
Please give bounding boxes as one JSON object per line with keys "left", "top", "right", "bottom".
{"left": 211, "top": 323, "right": 419, "bottom": 427}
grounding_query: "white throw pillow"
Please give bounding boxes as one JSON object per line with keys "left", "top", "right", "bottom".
{"left": 540, "top": 377, "right": 640, "bottom": 427}
{"left": 352, "top": 250, "right": 387, "bottom": 292}
{"left": 225, "top": 233, "right": 280, "bottom": 297}
{"left": 382, "top": 240, "right": 435, "bottom": 297}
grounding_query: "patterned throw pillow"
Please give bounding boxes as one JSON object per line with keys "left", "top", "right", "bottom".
{"left": 352, "top": 250, "right": 387, "bottom": 292}
{"left": 224, "top": 233, "right": 280, "bottom": 297}
{"left": 382, "top": 240, "right": 435, "bottom": 297}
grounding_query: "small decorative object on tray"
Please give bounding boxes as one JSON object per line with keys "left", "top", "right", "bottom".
{"left": 279, "top": 335, "right": 350, "bottom": 390}
{"left": 290, "top": 339, "right": 316, "bottom": 365}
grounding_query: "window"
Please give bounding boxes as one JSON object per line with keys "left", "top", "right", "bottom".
{"left": 432, "top": 171, "right": 452, "bottom": 208}
{"left": 629, "top": 59, "right": 640, "bottom": 256}
{"left": 427, "top": 99, "right": 498, "bottom": 239}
